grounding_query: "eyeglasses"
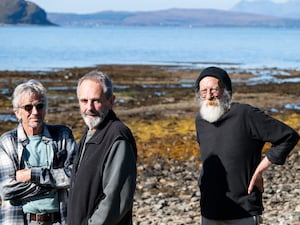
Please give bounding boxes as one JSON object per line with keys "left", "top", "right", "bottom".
{"left": 199, "top": 87, "right": 220, "bottom": 98}
{"left": 19, "top": 103, "right": 45, "bottom": 112}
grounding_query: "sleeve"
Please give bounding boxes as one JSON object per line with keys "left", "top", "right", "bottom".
{"left": 31, "top": 128, "right": 78, "bottom": 188}
{"left": 88, "top": 140, "right": 137, "bottom": 225}
{"left": 247, "top": 106, "right": 299, "bottom": 165}
{"left": 0, "top": 140, "right": 50, "bottom": 204}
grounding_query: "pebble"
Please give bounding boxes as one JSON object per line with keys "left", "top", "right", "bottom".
{"left": 133, "top": 150, "right": 300, "bottom": 225}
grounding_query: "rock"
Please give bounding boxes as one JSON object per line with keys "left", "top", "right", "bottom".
{"left": 0, "top": 0, "right": 55, "bottom": 25}
{"left": 133, "top": 151, "right": 300, "bottom": 225}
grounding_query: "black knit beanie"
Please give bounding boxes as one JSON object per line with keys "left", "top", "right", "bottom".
{"left": 195, "top": 66, "right": 232, "bottom": 96}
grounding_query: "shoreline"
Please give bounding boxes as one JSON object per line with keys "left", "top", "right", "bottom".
{"left": 1, "top": 58, "right": 300, "bottom": 68}
{"left": 2, "top": 62, "right": 300, "bottom": 76}
{"left": 1, "top": 63, "right": 300, "bottom": 88}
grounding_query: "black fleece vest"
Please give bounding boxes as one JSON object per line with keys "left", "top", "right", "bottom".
{"left": 68, "top": 110, "right": 137, "bottom": 225}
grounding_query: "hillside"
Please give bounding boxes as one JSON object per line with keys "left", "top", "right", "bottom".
{"left": 2, "top": 0, "right": 300, "bottom": 27}
{"left": 232, "top": 0, "right": 300, "bottom": 19}
{"left": 48, "top": 8, "right": 300, "bottom": 27}
{"left": 0, "top": 0, "right": 54, "bottom": 25}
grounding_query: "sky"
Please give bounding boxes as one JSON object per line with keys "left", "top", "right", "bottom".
{"left": 30, "top": 0, "right": 289, "bottom": 14}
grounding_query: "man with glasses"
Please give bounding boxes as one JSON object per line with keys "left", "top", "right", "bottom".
{"left": 194, "top": 67, "right": 299, "bottom": 225}
{"left": 0, "top": 80, "right": 78, "bottom": 225}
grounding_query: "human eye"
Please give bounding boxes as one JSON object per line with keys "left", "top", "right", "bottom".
{"left": 35, "top": 103, "right": 45, "bottom": 110}
{"left": 200, "top": 88, "right": 207, "bottom": 94}
{"left": 80, "top": 99, "right": 88, "bottom": 104}
{"left": 211, "top": 87, "right": 219, "bottom": 93}
{"left": 92, "top": 98, "right": 103, "bottom": 104}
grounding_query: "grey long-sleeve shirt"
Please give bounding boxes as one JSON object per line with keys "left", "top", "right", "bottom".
{"left": 88, "top": 140, "right": 136, "bottom": 225}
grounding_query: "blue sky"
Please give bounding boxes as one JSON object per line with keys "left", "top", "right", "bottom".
{"left": 31, "top": 0, "right": 288, "bottom": 13}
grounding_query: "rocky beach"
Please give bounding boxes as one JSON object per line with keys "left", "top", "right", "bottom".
{"left": 0, "top": 65, "right": 299, "bottom": 224}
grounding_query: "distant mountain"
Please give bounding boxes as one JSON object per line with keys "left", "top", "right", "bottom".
{"left": 48, "top": 8, "right": 300, "bottom": 27}
{"left": 0, "top": 0, "right": 55, "bottom": 25}
{"left": 231, "top": 0, "right": 300, "bottom": 19}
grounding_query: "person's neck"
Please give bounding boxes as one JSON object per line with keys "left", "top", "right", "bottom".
{"left": 24, "top": 126, "right": 43, "bottom": 136}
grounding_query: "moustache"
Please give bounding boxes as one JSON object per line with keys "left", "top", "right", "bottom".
{"left": 206, "top": 100, "right": 218, "bottom": 106}
{"left": 84, "top": 110, "right": 101, "bottom": 117}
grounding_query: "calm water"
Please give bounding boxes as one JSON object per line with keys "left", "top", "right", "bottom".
{"left": 1, "top": 26, "right": 300, "bottom": 71}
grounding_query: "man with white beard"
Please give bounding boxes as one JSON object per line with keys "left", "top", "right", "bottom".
{"left": 194, "top": 66, "right": 299, "bottom": 225}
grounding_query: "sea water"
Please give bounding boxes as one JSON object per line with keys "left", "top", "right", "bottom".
{"left": 0, "top": 25, "right": 300, "bottom": 71}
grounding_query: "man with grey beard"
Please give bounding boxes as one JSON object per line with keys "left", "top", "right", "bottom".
{"left": 68, "top": 71, "right": 137, "bottom": 225}
{"left": 194, "top": 66, "right": 299, "bottom": 225}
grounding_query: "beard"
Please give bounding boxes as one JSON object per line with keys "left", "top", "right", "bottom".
{"left": 199, "top": 92, "right": 231, "bottom": 123}
{"left": 81, "top": 108, "right": 109, "bottom": 130}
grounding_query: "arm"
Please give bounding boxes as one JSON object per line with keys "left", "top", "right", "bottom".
{"left": 248, "top": 156, "right": 272, "bottom": 194}
{"left": 30, "top": 128, "right": 78, "bottom": 189}
{"left": 247, "top": 107, "right": 299, "bottom": 193}
{"left": 0, "top": 144, "right": 50, "bottom": 204}
{"left": 88, "top": 140, "right": 137, "bottom": 225}
{"left": 2, "top": 180, "right": 51, "bottom": 204}
{"left": 248, "top": 107, "right": 299, "bottom": 165}
{"left": 2, "top": 127, "right": 78, "bottom": 202}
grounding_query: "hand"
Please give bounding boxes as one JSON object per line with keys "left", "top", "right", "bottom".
{"left": 248, "top": 172, "right": 264, "bottom": 194}
{"left": 16, "top": 169, "right": 31, "bottom": 182}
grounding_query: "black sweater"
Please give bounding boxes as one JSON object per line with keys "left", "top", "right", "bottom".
{"left": 195, "top": 103, "right": 299, "bottom": 220}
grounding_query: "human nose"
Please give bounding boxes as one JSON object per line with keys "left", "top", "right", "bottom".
{"left": 205, "top": 91, "right": 214, "bottom": 100}
{"left": 85, "top": 100, "right": 96, "bottom": 110}
{"left": 200, "top": 90, "right": 214, "bottom": 100}
{"left": 31, "top": 105, "right": 40, "bottom": 114}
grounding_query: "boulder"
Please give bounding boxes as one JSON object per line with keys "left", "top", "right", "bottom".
{"left": 0, "top": 0, "right": 55, "bottom": 25}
